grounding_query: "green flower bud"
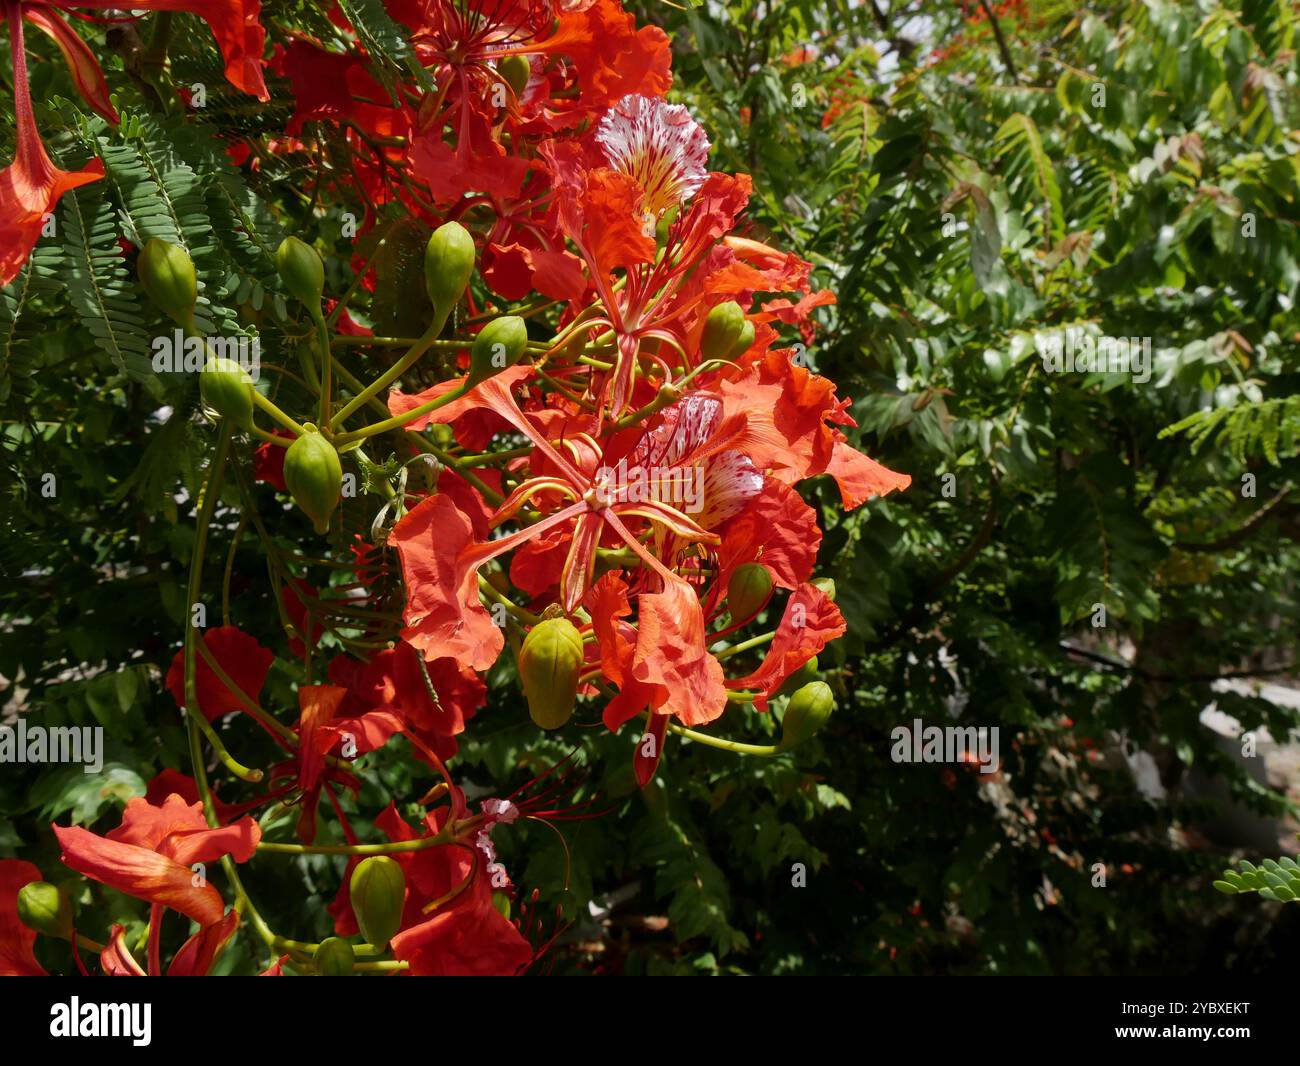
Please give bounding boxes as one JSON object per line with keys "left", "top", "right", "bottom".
{"left": 424, "top": 221, "right": 476, "bottom": 326}
{"left": 729, "top": 319, "right": 755, "bottom": 359}
{"left": 17, "top": 882, "right": 73, "bottom": 940}
{"left": 498, "top": 55, "right": 531, "bottom": 98}
{"left": 467, "top": 315, "right": 529, "bottom": 387}
{"left": 284, "top": 423, "right": 342, "bottom": 535}
{"left": 276, "top": 236, "right": 325, "bottom": 308}
{"left": 778, "top": 681, "right": 835, "bottom": 752}
{"left": 313, "top": 937, "right": 355, "bottom": 976}
{"left": 138, "top": 238, "right": 197, "bottom": 325}
{"left": 776, "top": 655, "right": 818, "bottom": 698}
{"left": 350, "top": 856, "right": 405, "bottom": 951}
{"left": 518, "top": 617, "right": 584, "bottom": 730}
{"left": 812, "top": 577, "right": 837, "bottom": 602}
{"left": 200, "top": 357, "right": 254, "bottom": 428}
{"left": 491, "top": 890, "right": 512, "bottom": 920}
{"left": 700, "top": 302, "right": 747, "bottom": 362}
{"left": 727, "top": 562, "right": 774, "bottom": 621}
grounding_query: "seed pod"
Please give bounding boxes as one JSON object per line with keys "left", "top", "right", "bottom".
{"left": 778, "top": 681, "right": 835, "bottom": 752}
{"left": 812, "top": 577, "right": 837, "bottom": 602}
{"left": 467, "top": 315, "right": 529, "bottom": 386}
{"left": 313, "top": 937, "right": 355, "bottom": 976}
{"left": 498, "top": 55, "right": 531, "bottom": 98}
{"left": 138, "top": 239, "right": 197, "bottom": 325}
{"left": 729, "top": 319, "right": 755, "bottom": 359}
{"left": 16, "top": 882, "right": 72, "bottom": 940}
{"left": 200, "top": 357, "right": 254, "bottom": 428}
{"left": 727, "top": 562, "right": 773, "bottom": 621}
{"left": 284, "top": 423, "right": 342, "bottom": 535}
{"left": 700, "top": 301, "right": 747, "bottom": 362}
{"left": 776, "top": 655, "right": 819, "bottom": 698}
{"left": 518, "top": 617, "right": 584, "bottom": 730}
{"left": 350, "top": 856, "right": 405, "bottom": 951}
{"left": 424, "top": 221, "right": 476, "bottom": 326}
{"left": 276, "top": 236, "right": 325, "bottom": 307}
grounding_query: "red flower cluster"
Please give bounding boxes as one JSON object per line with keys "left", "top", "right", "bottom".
{"left": 3, "top": 0, "right": 909, "bottom": 977}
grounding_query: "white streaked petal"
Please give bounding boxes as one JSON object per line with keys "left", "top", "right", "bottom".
{"left": 596, "top": 94, "right": 711, "bottom": 219}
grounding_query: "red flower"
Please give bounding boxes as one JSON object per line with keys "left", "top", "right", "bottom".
{"left": 165, "top": 625, "right": 275, "bottom": 723}
{"left": 290, "top": 684, "right": 352, "bottom": 843}
{"left": 728, "top": 583, "right": 845, "bottom": 709}
{"left": 54, "top": 793, "right": 260, "bottom": 928}
{"left": 325, "top": 641, "right": 485, "bottom": 766}
{"left": 0, "top": 6, "right": 103, "bottom": 285}
{"left": 67, "top": 1, "right": 268, "bottom": 101}
{"left": 375, "top": 802, "right": 533, "bottom": 976}
{"left": 716, "top": 347, "right": 912, "bottom": 509}
{"left": 1, "top": 1, "right": 268, "bottom": 283}
{"left": 281, "top": 578, "right": 322, "bottom": 659}
{"left": 99, "top": 911, "right": 240, "bottom": 976}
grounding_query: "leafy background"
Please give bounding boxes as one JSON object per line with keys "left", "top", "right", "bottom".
{"left": 3, "top": 0, "right": 1300, "bottom": 974}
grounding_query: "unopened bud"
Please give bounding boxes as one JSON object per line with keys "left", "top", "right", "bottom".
{"left": 498, "top": 55, "right": 531, "bottom": 98}
{"left": 467, "top": 315, "right": 529, "bottom": 386}
{"left": 138, "top": 239, "right": 197, "bottom": 324}
{"left": 276, "top": 236, "right": 325, "bottom": 307}
{"left": 313, "top": 937, "right": 355, "bottom": 976}
{"left": 727, "top": 562, "right": 774, "bottom": 621}
{"left": 350, "top": 856, "right": 405, "bottom": 951}
{"left": 17, "top": 882, "right": 73, "bottom": 940}
{"left": 284, "top": 423, "right": 343, "bottom": 535}
{"left": 518, "top": 618, "right": 584, "bottom": 730}
{"left": 778, "top": 681, "right": 834, "bottom": 751}
{"left": 424, "top": 221, "right": 476, "bottom": 326}
{"left": 200, "top": 357, "right": 254, "bottom": 428}
{"left": 700, "top": 302, "right": 747, "bottom": 362}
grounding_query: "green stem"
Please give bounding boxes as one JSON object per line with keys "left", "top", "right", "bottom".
{"left": 713, "top": 630, "right": 776, "bottom": 659}
{"left": 221, "top": 515, "right": 246, "bottom": 627}
{"left": 664, "top": 719, "right": 779, "bottom": 756}
{"left": 311, "top": 306, "right": 332, "bottom": 426}
{"left": 256, "top": 825, "right": 463, "bottom": 856}
{"left": 252, "top": 390, "right": 305, "bottom": 436}
{"left": 477, "top": 575, "right": 542, "bottom": 625}
{"left": 329, "top": 356, "right": 503, "bottom": 504}
{"left": 334, "top": 380, "right": 469, "bottom": 445}
{"left": 192, "top": 712, "right": 263, "bottom": 782}
{"left": 330, "top": 315, "right": 448, "bottom": 430}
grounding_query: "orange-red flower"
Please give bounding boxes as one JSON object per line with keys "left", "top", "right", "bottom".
{"left": 0, "top": 6, "right": 103, "bottom": 284}
{"left": 1, "top": 1, "right": 268, "bottom": 284}
{"left": 374, "top": 801, "right": 534, "bottom": 976}
{"left": 54, "top": 793, "right": 260, "bottom": 927}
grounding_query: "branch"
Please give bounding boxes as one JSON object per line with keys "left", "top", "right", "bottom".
{"left": 1060, "top": 642, "right": 1297, "bottom": 684}
{"left": 977, "top": 0, "right": 1018, "bottom": 81}
{"left": 1175, "top": 481, "right": 1296, "bottom": 553}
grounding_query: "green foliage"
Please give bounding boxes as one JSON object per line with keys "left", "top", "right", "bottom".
{"left": 1215, "top": 857, "right": 1300, "bottom": 902}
